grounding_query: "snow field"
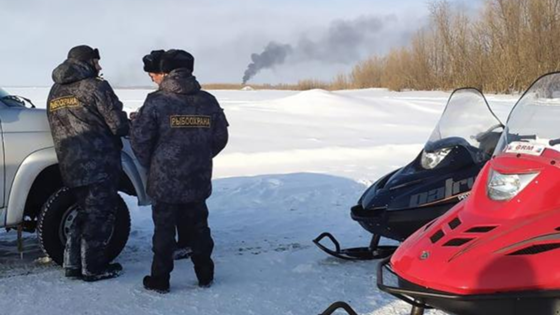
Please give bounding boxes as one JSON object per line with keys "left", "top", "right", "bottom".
{"left": 0, "top": 87, "right": 517, "bottom": 315}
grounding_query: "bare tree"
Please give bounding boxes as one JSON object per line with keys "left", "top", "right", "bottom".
{"left": 336, "top": 0, "right": 560, "bottom": 92}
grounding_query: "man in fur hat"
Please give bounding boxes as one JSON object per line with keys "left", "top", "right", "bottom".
{"left": 131, "top": 49, "right": 229, "bottom": 293}
{"left": 140, "top": 49, "right": 194, "bottom": 261}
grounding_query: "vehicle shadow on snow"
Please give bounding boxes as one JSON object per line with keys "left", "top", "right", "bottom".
{"left": 0, "top": 234, "right": 54, "bottom": 278}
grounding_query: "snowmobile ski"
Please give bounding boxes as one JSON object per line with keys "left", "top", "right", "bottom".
{"left": 312, "top": 233, "right": 396, "bottom": 260}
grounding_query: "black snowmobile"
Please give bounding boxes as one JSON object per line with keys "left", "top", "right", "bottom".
{"left": 313, "top": 88, "right": 504, "bottom": 260}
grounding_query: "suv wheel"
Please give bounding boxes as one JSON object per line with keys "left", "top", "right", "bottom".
{"left": 37, "top": 187, "right": 131, "bottom": 266}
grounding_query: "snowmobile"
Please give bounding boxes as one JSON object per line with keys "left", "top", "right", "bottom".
{"left": 313, "top": 88, "right": 504, "bottom": 260}
{"left": 373, "top": 71, "right": 560, "bottom": 315}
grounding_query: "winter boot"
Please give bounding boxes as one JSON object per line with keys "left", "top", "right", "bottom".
{"left": 65, "top": 268, "right": 82, "bottom": 279}
{"left": 198, "top": 278, "right": 213, "bottom": 288}
{"left": 173, "top": 246, "right": 193, "bottom": 260}
{"left": 195, "top": 260, "right": 214, "bottom": 288}
{"left": 82, "top": 263, "right": 123, "bottom": 282}
{"left": 143, "top": 275, "right": 170, "bottom": 293}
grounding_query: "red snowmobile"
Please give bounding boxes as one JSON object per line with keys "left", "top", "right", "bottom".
{"left": 375, "top": 72, "right": 560, "bottom": 315}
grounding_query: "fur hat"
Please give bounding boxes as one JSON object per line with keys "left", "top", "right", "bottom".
{"left": 68, "top": 45, "right": 100, "bottom": 62}
{"left": 160, "top": 49, "right": 194, "bottom": 73}
{"left": 142, "top": 50, "right": 165, "bottom": 73}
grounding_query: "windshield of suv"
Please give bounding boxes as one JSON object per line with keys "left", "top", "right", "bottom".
{"left": 0, "top": 87, "right": 9, "bottom": 99}
{"left": 494, "top": 72, "right": 560, "bottom": 155}
{"left": 425, "top": 88, "right": 503, "bottom": 151}
{"left": 0, "top": 87, "right": 29, "bottom": 107}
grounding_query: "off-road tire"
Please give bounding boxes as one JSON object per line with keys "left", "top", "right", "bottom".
{"left": 37, "top": 187, "right": 131, "bottom": 266}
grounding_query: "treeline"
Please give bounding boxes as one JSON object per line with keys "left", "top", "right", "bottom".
{"left": 204, "top": 80, "right": 349, "bottom": 91}
{"left": 201, "top": 83, "right": 329, "bottom": 91}
{"left": 122, "top": 83, "right": 331, "bottom": 91}
{"left": 328, "top": 0, "right": 560, "bottom": 92}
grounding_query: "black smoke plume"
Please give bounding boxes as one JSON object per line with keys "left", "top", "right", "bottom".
{"left": 242, "top": 15, "right": 398, "bottom": 84}
{"left": 242, "top": 42, "right": 293, "bottom": 84}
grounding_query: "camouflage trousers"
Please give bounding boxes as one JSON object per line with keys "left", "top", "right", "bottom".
{"left": 176, "top": 219, "right": 191, "bottom": 249}
{"left": 151, "top": 200, "right": 214, "bottom": 282}
{"left": 63, "top": 179, "right": 118, "bottom": 275}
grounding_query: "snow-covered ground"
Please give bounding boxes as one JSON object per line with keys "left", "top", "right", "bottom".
{"left": 0, "top": 87, "right": 517, "bottom": 315}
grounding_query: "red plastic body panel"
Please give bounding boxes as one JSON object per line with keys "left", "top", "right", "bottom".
{"left": 391, "top": 149, "right": 560, "bottom": 295}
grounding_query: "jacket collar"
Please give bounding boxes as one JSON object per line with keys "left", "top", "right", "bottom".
{"left": 52, "top": 59, "right": 97, "bottom": 85}
{"left": 159, "top": 69, "right": 201, "bottom": 95}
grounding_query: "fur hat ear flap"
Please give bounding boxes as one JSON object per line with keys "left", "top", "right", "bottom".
{"left": 160, "top": 49, "right": 195, "bottom": 73}
{"left": 143, "top": 50, "right": 166, "bottom": 73}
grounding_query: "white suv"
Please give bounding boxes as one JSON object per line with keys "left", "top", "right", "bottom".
{"left": 0, "top": 87, "right": 149, "bottom": 265}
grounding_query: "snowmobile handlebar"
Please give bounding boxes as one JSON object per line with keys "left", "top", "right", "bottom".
{"left": 506, "top": 133, "right": 537, "bottom": 142}
{"left": 502, "top": 133, "right": 560, "bottom": 147}
{"left": 473, "top": 123, "right": 504, "bottom": 142}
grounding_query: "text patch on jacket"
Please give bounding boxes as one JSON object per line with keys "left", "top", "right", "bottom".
{"left": 170, "top": 115, "right": 211, "bottom": 128}
{"left": 49, "top": 96, "right": 81, "bottom": 111}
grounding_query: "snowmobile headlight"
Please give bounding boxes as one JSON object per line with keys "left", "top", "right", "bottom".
{"left": 487, "top": 170, "right": 539, "bottom": 201}
{"left": 421, "top": 148, "right": 452, "bottom": 169}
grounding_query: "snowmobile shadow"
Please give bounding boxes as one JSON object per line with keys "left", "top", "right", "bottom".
{"left": 0, "top": 233, "right": 54, "bottom": 278}
{"left": 208, "top": 172, "right": 368, "bottom": 256}
{"left": 208, "top": 172, "right": 407, "bottom": 272}
{"left": 121, "top": 172, "right": 368, "bottom": 261}
{"left": 209, "top": 172, "right": 366, "bottom": 211}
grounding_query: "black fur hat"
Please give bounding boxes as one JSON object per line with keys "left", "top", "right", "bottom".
{"left": 142, "top": 50, "right": 165, "bottom": 73}
{"left": 68, "top": 45, "right": 100, "bottom": 62}
{"left": 160, "top": 49, "right": 194, "bottom": 73}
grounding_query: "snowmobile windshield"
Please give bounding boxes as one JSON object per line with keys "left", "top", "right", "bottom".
{"left": 425, "top": 88, "right": 503, "bottom": 153}
{"left": 495, "top": 72, "right": 560, "bottom": 156}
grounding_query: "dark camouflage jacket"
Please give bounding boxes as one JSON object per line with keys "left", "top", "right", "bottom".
{"left": 131, "top": 69, "right": 229, "bottom": 203}
{"left": 47, "top": 59, "right": 130, "bottom": 188}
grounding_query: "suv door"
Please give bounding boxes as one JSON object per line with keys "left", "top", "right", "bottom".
{"left": 0, "top": 100, "right": 6, "bottom": 208}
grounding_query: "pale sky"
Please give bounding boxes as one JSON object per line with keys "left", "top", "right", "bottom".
{"left": 0, "top": 0, "right": 481, "bottom": 87}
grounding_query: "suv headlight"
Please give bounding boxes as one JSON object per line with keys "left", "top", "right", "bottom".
{"left": 487, "top": 170, "right": 539, "bottom": 201}
{"left": 421, "top": 148, "right": 451, "bottom": 169}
